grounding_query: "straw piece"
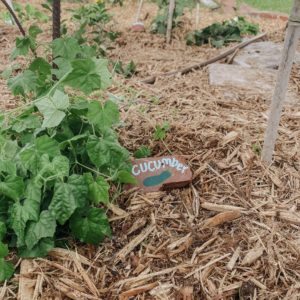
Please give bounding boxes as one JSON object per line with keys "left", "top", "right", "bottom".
{"left": 203, "top": 211, "right": 241, "bottom": 228}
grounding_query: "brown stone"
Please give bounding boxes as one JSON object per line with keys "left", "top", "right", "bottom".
{"left": 131, "top": 22, "right": 145, "bottom": 32}
{"left": 129, "top": 156, "right": 192, "bottom": 192}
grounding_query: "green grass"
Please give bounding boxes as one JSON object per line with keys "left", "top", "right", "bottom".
{"left": 239, "top": 0, "right": 293, "bottom": 14}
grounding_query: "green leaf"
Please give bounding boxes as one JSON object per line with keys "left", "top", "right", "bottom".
{"left": 19, "top": 238, "right": 54, "bottom": 258}
{"left": 0, "top": 222, "right": 6, "bottom": 240}
{"left": 70, "top": 207, "right": 111, "bottom": 244}
{"left": 29, "top": 57, "right": 52, "bottom": 80}
{"left": 19, "top": 135, "right": 60, "bottom": 173}
{"left": 0, "top": 258, "right": 14, "bottom": 282}
{"left": 8, "top": 70, "right": 38, "bottom": 96}
{"left": 52, "top": 37, "right": 81, "bottom": 60}
{"left": 11, "top": 114, "right": 41, "bottom": 133}
{"left": 0, "top": 175, "right": 24, "bottom": 201}
{"left": 85, "top": 174, "right": 109, "bottom": 205}
{"left": 9, "top": 181, "right": 41, "bottom": 247}
{"left": 0, "top": 160, "right": 16, "bottom": 175}
{"left": 0, "top": 137, "right": 19, "bottom": 160}
{"left": 28, "top": 25, "right": 43, "bottom": 39}
{"left": 86, "top": 135, "right": 129, "bottom": 170}
{"left": 93, "top": 58, "right": 112, "bottom": 89}
{"left": 0, "top": 243, "right": 9, "bottom": 257}
{"left": 87, "top": 100, "right": 119, "bottom": 129}
{"left": 63, "top": 58, "right": 112, "bottom": 94}
{"left": 153, "top": 122, "right": 170, "bottom": 141}
{"left": 49, "top": 175, "right": 88, "bottom": 225}
{"left": 134, "top": 145, "right": 152, "bottom": 158}
{"left": 116, "top": 170, "right": 137, "bottom": 184}
{"left": 35, "top": 90, "right": 70, "bottom": 128}
{"left": 52, "top": 58, "right": 72, "bottom": 80}
{"left": 11, "top": 37, "right": 34, "bottom": 59}
{"left": 25, "top": 210, "right": 56, "bottom": 250}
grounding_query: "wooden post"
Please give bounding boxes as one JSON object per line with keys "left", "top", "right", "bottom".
{"left": 262, "top": 0, "right": 300, "bottom": 163}
{"left": 134, "top": 0, "right": 144, "bottom": 23}
{"left": 52, "top": 0, "right": 61, "bottom": 40}
{"left": 166, "top": 0, "right": 175, "bottom": 44}
{"left": 195, "top": 1, "right": 200, "bottom": 29}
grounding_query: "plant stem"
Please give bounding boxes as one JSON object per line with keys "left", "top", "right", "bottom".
{"left": 0, "top": 0, "right": 26, "bottom": 36}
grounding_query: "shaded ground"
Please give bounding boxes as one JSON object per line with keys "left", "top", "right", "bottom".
{"left": 1, "top": 1, "right": 300, "bottom": 299}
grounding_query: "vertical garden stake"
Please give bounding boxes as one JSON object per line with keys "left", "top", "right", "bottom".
{"left": 52, "top": 0, "right": 61, "bottom": 40}
{"left": 166, "top": 0, "right": 175, "bottom": 44}
{"left": 262, "top": 0, "right": 300, "bottom": 163}
{"left": 0, "top": 0, "right": 25, "bottom": 36}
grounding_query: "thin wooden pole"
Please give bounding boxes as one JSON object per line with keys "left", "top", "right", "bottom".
{"left": 134, "top": 0, "right": 144, "bottom": 23}
{"left": 52, "top": 0, "right": 61, "bottom": 40}
{"left": 166, "top": 0, "right": 175, "bottom": 44}
{"left": 262, "top": 0, "right": 300, "bottom": 163}
{"left": 0, "top": 0, "right": 25, "bottom": 36}
{"left": 195, "top": 1, "right": 200, "bottom": 29}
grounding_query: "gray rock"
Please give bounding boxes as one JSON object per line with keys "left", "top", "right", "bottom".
{"left": 200, "top": 0, "right": 219, "bottom": 9}
{"left": 209, "top": 63, "right": 299, "bottom": 104}
{"left": 233, "top": 41, "right": 300, "bottom": 70}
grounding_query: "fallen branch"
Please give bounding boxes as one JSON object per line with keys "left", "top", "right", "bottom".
{"left": 142, "top": 32, "right": 267, "bottom": 84}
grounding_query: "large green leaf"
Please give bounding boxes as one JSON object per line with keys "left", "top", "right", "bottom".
{"left": 0, "top": 242, "right": 8, "bottom": 257}
{"left": 52, "top": 58, "right": 72, "bottom": 80}
{"left": 19, "top": 238, "right": 54, "bottom": 258}
{"left": 63, "top": 58, "right": 112, "bottom": 94}
{"left": 0, "top": 137, "right": 19, "bottom": 160}
{"left": 86, "top": 135, "right": 129, "bottom": 170}
{"left": 87, "top": 100, "right": 119, "bottom": 129}
{"left": 37, "top": 154, "right": 69, "bottom": 181}
{"left": 70, "top": 207, "right": 111, "bottom": 244}
{"left": 0, "top": 222, "right": 6, "bottom": 240}
{"left": 52, "top": 37, "right": 81, "bottom": 60}
{"left": 10, "top": 181, "right": 41, "bottom": 247}
{"left": 93, "top": 58, "right": 112, "bottom": 90}
{"left": 0, "top": 258, "right": 14, "bottom": 282}
{"left": 19, "top": 135, "right": 60, "bottom": 173}
{"left": 11, "top": 114, "right": 41, "bottom": 133}
{"left": 25, "top": 210, "right": 56, "bottom": 250}
{"left": 0, "top": 175, "right": 24, "bottom": 201}
{"left": 0, "top": 160, "right": 16, "bottom": 175}
{"left": 8, "top": 70, "right": 38, "bottom": 96}
{"left": 85, "top": 174, "right": 109, "bottom": 205}
{"left": 35, "top": 90, "right": 70, "bottom": 128}
{"left": 13, "top": 36, "right": 32, "bottom": 57}
{"left": 29, "top": 57, "right": 52, "bottom": 80}
{"left": 49, "top": 175, "right": 88, "bottom": 225}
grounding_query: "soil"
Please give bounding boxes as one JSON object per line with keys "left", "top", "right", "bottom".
{"left": 1, "top": 1, "right": 300, "bottom": 300}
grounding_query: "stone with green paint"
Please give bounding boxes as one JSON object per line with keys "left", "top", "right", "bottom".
{"left": 129, "top": 156, "right": 192, "bottom": 192}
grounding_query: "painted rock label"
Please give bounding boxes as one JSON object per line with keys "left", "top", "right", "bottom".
{"left": 129, "top": 156, "right": 192, "bottom": 192}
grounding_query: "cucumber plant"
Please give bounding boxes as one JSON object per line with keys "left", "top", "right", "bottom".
{"left": 0, "top": 4, "right": 136, "bottom": 283}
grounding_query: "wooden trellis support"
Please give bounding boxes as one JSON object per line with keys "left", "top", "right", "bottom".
{"left": 262, "top": 0, "right": 300, "bottom": 163}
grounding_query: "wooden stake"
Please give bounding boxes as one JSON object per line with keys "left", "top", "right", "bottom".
{"left": 195, "top": 1, "right": 200, "bottom": 29}
{"left": 262, "top": 0, "right": 300, "bottom": 163}
{"left": 134, "top": 0, "right": 144, "bottom": 23}
{"left": 166, "top": 0, "right": 175, "bottom": 44}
